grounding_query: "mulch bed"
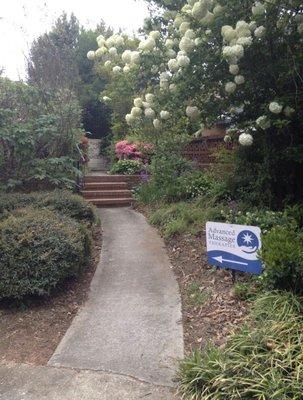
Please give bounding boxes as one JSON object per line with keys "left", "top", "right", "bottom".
{"left": 136, "top": 204, "right": 250, "bottom": 354}
{"left": 0, "top": 225, "right": 102, "bottom": 365}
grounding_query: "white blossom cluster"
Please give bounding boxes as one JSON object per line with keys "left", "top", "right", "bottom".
{"left": 87, "top": 0, "right": 298, "bottom": 141}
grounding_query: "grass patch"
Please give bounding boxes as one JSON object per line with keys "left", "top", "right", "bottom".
{"left": 179, "top": 291, "right": 303, "bottom": 399}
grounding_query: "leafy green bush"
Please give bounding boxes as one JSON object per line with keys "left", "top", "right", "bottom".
{"left": 109, "top": 159, "right": 144, "bottom": 175}
{"left": 260, "top": 226, "right": 303, "bottom": 294}
{"left": 40, "top": 190, "right": 98, "bottom": 224}
{"left": 0, "top": 208, "right": 92, "bottom": 300}
{"left": 222, "top": 209, "right": 295, "bottom": 232}
{"left": 0, "top": 191, "right": 98, "bottom": 224}
{"left": 179, "top": 292, "right": 303, "bottom": 400}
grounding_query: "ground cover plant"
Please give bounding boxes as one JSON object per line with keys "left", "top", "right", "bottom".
{"left": 179, "top": 291, "right": 303, "bottom": 400}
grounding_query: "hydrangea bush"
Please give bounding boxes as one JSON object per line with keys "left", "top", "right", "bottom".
{"left": 88, "top": 0, "right": 303, "bottom": 206}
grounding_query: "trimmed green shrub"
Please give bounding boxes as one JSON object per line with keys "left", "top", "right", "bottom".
{"left": 260, "top": 226, "right": 303, "bottom": 293}
{"left": 0, "top": 191, "right": 98, "bottom": 224}
{"left": 179, "top": 292, "right": 303, "bottom": 400}
{"left": 110, "top": 159, "right": 144, "bottom": 175}
{"left": 0, "top": 208, "right": 92, "bottom": 300}
{"left": 40, "top": 190, "right": 98, "bottom": 224}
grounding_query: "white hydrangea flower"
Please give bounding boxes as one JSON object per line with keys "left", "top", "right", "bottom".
{"left": 187, "top": 0, "right": 196, "bottom": 5}
{"left": 223, "top": 45, "right": 244, "bottom": 62}
{"left": 169, "top": 83, "right": 177, "bottom": 93}
{"left": 229, "top": 64, "right": 239, "bottom": 75}
{"left": 115, "top": 36, "right": 124, "bottom": 47}
{"left": 235, "top": 75, "right": 245, "bottom": 85}
{"left": 284, "top": 106, "right": 295, "bottom": 117}
{"left": 153, "top": 119, "right": 162, "bottom": 130}
{"left": 225, "top": 82, "right": 237, "bottom": 94}
{"left": 221, "top": 26, "right": 237, "bottom": 42}
{"left": 236, "top": 21, "right": 251, "bottom": 37}
{"left": 185, "top": 29, "right": 195, "bottom": 39}
{"left": 145, "top": 93, "right": 155, "bottom": 103}
{"left": 239, "top": 133, "right": 253, "bottom": 146}
{"left": 168, "top": 58, "right": 179, "bottom": 72}
{"left": 269, "top": 101, "right": 283, "bottom": 114}
{"left": 97, "top": 35, "right": 106, "bottom": 47}
{"left": 179, "top": 37, "right": 195, "bottom": 53}
{"left": 179, "top": 22, "right": 191, "bottom": 35}
{"left": 87, "top": 51, "right": 95, "bottom": 60}
{"left": 177, "top": 55, "right": 190, "bottom": 67}
{"left": 149, "top": 30, "right": 161, "bottom": 40}
{"left": 254, "top": 26, "right": 266, "bottom": 38}
{"left": 125, "top": 114, "right": 135, "bottom": 125}
{"left": 165, "top": 38, "right": 174, "bottom": 48}
{"left": 256, "top": 115, "right": 271, "bottom": 129}
{"left": 95, "top": 47, "right": 107, "bottom": 58}
{"left": 131, "top": 51, "right": 140, "bottom": 65}
{"left": 166, "top": 49, "right": 176, "bottom": 58}
{"left": 160, "top": 110, "right": 170, "bottom": 120}
{"left": 173, "top": 15, "right": 183, "bottom": 29}
{"left": 213, "top": 5, "right": 224, "bottom": 16}
{"left": 109, "top": 47, "right": 118, "bottom": 57}
{"left": 186, "top": 106, "right": 200, "bottom": 120}
{"left": 112, "top": 66, "right": 122, "bottom": 74}
{"left": 123, "top": 65, "right": 131, "bottom": 73}
{"left": 192, "top": 1, "right": 208, "bottom": 20}
{"left": 139, "top": 37, "right": 156, "bottom": 52}
{"left": 122, "top": 50, "right": 132, "bottom": 64}
{"left": 182, "top": 4, "right": 192, "bottom": 14}
{"left": 104, "top": 60, "right": 112, "bottom": 68}
{"left": 102, "top": 96, "right": 111, "bottom": 103}
{"left": 237, "top": 37, "right": 253, "bottom": 47}
{"left": 145, "top": 108, "right": 156, "bottom": 118}
{"left": 195, "top": 37, "right": 203, "bottom": 46}
{"left": 134, "top": 98, "right": 143, "bottom": 107}
{"left": 252, "top": 2, "right": 266, "bottom": 16}
{"left": 205, "top": 29, "right": 212, "bottom": 36}
{"left": 106, "top": 35, "right": 116, "bottom": 48}
{"left": 201, "top": 11, "right": 215, "bottom": 26}
{"left": 131, "top": 107, "right": 142, "bottom": 117}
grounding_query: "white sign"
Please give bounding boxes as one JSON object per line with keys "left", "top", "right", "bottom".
{"left": 206, "top": 221, "right": 262, "bottom": 275}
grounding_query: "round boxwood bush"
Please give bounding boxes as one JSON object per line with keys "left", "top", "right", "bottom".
{"left": 0, "top": 208, "right": 92, "bottom": 300}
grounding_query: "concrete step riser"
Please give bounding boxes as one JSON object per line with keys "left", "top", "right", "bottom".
{"left": 82, "top": 190, "right": 132, "bottom": 199}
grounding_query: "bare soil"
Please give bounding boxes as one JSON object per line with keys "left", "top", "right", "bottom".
{"left": 0, "top": 225, "right": 102, "bottom": 365}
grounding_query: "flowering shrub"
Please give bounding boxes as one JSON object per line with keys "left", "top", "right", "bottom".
{"left": 88, "top": 0, "right": 303, "bottom": 207}
{"left": 115, "top": 140, "right": 154, "bottom": 162}
{"left": 110, "top": 159, "right": 144, "bottom": 175}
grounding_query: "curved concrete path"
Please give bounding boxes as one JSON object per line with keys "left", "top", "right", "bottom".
{"left": 48, "top": 208, "right": 184, "bottom": 388}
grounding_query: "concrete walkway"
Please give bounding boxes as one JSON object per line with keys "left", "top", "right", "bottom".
{"left": 0, "top": 363, "right": 176, "bottom": 400}
{"left": 48, "top": 208, "right": 184, "bottom": 387}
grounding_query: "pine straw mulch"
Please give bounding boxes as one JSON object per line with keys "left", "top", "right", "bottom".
{"left": 136, "top": 204, "right": 250, "bottom": 354}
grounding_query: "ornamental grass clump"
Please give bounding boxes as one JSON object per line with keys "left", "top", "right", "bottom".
{"left": 179, "top": 292, "right": 303, "bottom": 400}
{"left": 0, "top": 208, "right": 92, "bottom": 300}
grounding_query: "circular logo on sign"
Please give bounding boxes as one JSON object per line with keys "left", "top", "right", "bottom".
{"left": 237, "top": 230, "right": 259, "bottom": 254}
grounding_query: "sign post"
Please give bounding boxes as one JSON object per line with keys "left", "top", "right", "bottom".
{"left": 206, "top": 222, "right": 262, "bottom": 275}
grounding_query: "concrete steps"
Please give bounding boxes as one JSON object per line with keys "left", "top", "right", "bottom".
{"left": 81, "top": 174, "right": 138, "bottom": 207}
